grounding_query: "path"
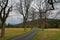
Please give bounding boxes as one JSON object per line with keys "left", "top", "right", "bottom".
{"left": 9, "top": 29, "right": 38, "bottom": 40}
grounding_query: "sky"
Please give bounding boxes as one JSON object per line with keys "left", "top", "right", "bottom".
{"left": 5, "top": 0, "right": 23, "bottom": 25}
{"left": 48, "top": 2, "right": 60, "bottom": 19}
{"left": 4, "top": 0, "right": 60, "bottom": 25}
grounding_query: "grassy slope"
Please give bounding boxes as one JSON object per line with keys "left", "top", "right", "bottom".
{"left": 0, "top": 28, "right": 32, "bottom": 40}
{"left": 32, "top": 29, "right": 60, "bottom": 40}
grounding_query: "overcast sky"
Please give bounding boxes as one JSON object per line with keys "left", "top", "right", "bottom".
{"left": 5, "top": 0, "right": 60, "bottom": 25}
{"left": 5, "top": 0, "right": 23, "bottom": 25}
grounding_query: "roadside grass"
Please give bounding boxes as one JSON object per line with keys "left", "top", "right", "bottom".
{"left": 0, "top": 28, "right": 32, "bottom": 40}
{"left": 32, "top": 28, "right": 43, "bottom": 40}
{"left": 32, "top": 28, "right": 60, "bottom": 40}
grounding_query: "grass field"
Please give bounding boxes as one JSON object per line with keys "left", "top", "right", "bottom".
{"left": 32, "top": 28, "right": 60, "bottom": 40}
{"left": 0, "top": 28, "right": 32, "bottom": 40}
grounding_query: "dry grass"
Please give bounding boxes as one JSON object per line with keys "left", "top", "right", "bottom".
{"left": 0, "top": 28, "right": 32, "bottom": 40}
{"left": 44, "top": 28, "right": 60, "bottom": 31}
{"left": 32, "top": 28, "right": 60, "bottom": 40}
{"left": 42, "top": 29, "right": 60, "bottom": 40}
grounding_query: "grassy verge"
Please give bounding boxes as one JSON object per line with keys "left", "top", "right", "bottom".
{"left": 32, "top": 28, "right": 43, "bottom": 40}
{"left": 0, "top": 28, "right": 32, "bottom": 40}
{"left": 32, "top": 28, "right": 60, "bottom": 40}
{"left": 43, "top": 29, "right": 60, "bottom": 40}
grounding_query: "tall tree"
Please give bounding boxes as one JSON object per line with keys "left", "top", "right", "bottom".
{"left": 31, "top": 8, "right": 35, "bottom": 30}
{"left": 36, "top": 0, "right": 55, "bottom": 30}
{"left": 0, "top": 0, "right": 12, "bottom": 37}
{"left": 17, "top": 0, "right": 33, "bottom": 31}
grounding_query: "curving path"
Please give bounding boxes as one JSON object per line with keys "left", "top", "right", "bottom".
{"left": 9, "top": 29, "right": 38, "bottom": 40}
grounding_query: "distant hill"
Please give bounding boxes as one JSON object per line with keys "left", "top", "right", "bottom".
{"left": 47, "top": 19, "right": 60, "bottom": 23}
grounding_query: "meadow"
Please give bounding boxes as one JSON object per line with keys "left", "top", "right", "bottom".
{"left": 32, "top": 28, "right": 60, "bottom": 40}
{"left": 0, "top": 28, "right": 32, "bottom": 40}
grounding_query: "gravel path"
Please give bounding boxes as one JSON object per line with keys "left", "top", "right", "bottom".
{"left": 9, "top": 29, "right": 38, "bottom": 40}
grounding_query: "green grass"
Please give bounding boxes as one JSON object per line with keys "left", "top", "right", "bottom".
{"left": 32, "top": 28, "right": 43, "bottom": 40}
{"left": 32, "top": 28, "right": 60, "bottom": 40}
{"left": 0, "top": 28, "right": 32, "bottom": 40}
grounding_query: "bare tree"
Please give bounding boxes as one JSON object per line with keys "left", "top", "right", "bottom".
{"left": 48, "top": 0, "right": 54, "bottom": 10}
{"left": 41, "top": 0, "right": 56, "bottom": 30}
{"left": 0, "top": 0, "right": 12, "bottom": 37}
{"left": 35, "top": 0, "right": 56, "bottom": 30}
{"left": 31, "top": 9, "right": 35, "bottom": 30}
{"left": 17, "top": 0, "right": 33, "bottom": 31}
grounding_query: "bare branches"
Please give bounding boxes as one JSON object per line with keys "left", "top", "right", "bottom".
{"left": 0, "top": 0, "right": 12, "bottom": 22}
{"left": 5, "top": 6, "right": 12, "bottom": 18}
{"left": 48, "top": 0, "right": 55, "bottom": 10}
{"left": 4, "top": 0, "right": 8, "bottom": 9}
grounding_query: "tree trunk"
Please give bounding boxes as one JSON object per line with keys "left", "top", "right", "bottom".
{"left": 31, "top": 26, "right": 33, "bottom": 30}
{"left": 1, "top": 23, "right": 5, "bottom": 37}
{"left": 41, "top": 19, "right": 45, "bottom": 31}
{"left": 31, "top": 21, "right": 33, "bottom": 30}
{"left": 23, "top": 17, "right": 26, "bottom": 31}
{"left": 24, "top": 25, "right": 26, "bottom": 31}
